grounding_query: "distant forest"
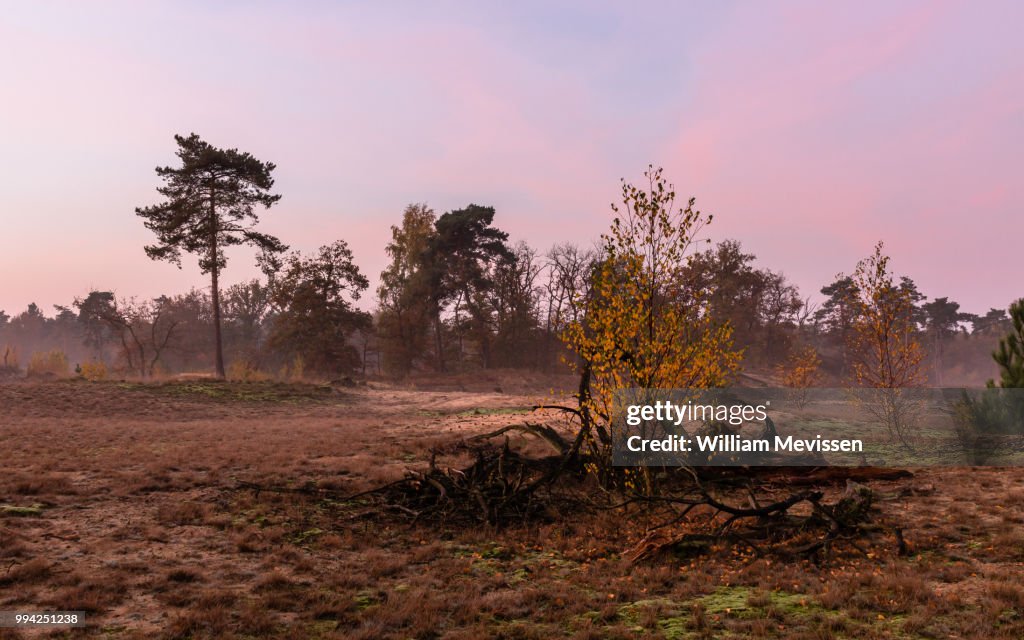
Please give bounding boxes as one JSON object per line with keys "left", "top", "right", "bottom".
{"left": 0, "top": 220, "right": 1010, "bottom": 386}
{"left": 0, "top": 136, "right": 1015, "bottom": 386}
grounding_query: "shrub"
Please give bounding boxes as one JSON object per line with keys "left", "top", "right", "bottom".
{"left": 0, "top": 345, "right": 19, "bottom": 378}
{"left": 149, "top": 361, "right": 170, "bottom": 379}
{"left": 777, "top": 345, "right": 823, "bottom": 409}
{"left": 228, "top": 359, "right": 270, "bottom": 382}
{"left": 79, "top": 360, "right": 108, "bottom": 381}
{"left": 279, "top": 354, "right": 306, "bottom": 381}
{"left": 26, "top": 349, "right": 69, "bottom": 378}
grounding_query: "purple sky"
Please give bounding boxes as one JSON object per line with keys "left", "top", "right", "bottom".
{"left": 2, "top": 1, "right": 1021, "bottom": 317}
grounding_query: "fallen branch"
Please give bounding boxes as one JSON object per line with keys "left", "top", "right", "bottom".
{"left": 469, "top": 422, "right": 570, "bottom": 454}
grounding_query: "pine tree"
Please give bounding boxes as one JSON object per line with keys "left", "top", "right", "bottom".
{"left": 953, "top": 300, "right": 1024, "bottom": 459}
{"left": 135, "top": 134, "right": 285, "bottom": 378}
{"left": 992, "top": 299, "right": 1024, "bottom": 388}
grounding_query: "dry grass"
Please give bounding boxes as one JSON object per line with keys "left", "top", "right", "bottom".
{"left": 2, "top": 378, "right": 1024, "bottom": 638}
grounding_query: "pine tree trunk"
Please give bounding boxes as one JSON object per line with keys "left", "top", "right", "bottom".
{"left": 209, "top": 188, "right": 226, "bottom": 379}
{"left": 211, "top": 264, "right": 225, "bottom": 379}
{"left": 433, "top": 303, "right": 445, "bottom": 372}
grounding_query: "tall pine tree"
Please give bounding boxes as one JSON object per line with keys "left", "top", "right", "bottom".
{"left": 135, "top": 134, "right": 286, "bottom": 378}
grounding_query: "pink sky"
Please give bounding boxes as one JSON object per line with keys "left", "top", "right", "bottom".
{"left": 1, "top": 1, "right": 1021, "bottom": 317}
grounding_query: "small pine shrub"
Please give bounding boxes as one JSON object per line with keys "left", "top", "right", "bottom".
{"left": 26, "top": 349, "right": 69, "bottom": 378}
{"left": 79, "top": 360, "right": 108, "bottom": 382}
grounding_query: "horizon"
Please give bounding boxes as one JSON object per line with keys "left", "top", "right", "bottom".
{"left": 2, "top": 1, "right": 1022, "bottom": 317}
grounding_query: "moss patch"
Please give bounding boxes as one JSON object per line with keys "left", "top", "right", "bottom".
{"left": 1, "top": 504, "right": 44, "bottom": 517}
{"left": 613, "top": 587, "right": 833, "bottom": 639}
{"left": 458, "top": 407, "right": 531, "bottom": 416}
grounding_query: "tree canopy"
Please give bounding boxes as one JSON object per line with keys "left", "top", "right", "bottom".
{"left": 268, "top": 240, "right": 370, "bottom": 376}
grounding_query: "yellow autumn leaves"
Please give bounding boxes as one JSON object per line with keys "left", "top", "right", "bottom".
{"left": 561, "top": 167, "right": 742, "bottom": 478}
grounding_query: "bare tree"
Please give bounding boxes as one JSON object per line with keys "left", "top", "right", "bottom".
{"left": 75, "top": 293, "right": 180, "bottom": 378}
{"left": 543, "top": 243, "right": 595, "bottom": 337}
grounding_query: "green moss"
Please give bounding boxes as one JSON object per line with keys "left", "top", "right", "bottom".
{"left": 354, "top": 589, "right": 379, "bottom": 610}
{"left": 480, "top": 543, "right": 511, "bottom": 559}
{"left": 522, "top": 549, "right": 578, "bottom": 572}
{"left": 657, "top": 616, "right": 690, "bottom": 639}
{"left": 469, "top": 558, "right": 503, "bottom": 576}
{"left": 617, "top": 598, "right": 691, "bottom": 639}
{"left": 458, "top": 407, "right": 531, "bottom": 416}
{"left": 291, "top": 527, "right": 325, "bottom": 544}
{"left": 508, "top": 567, "right": 531, "bottom": 584}
{"left": 613, "top": 587, "right": 836, "bottom": 640}
{"left": 698, "top": 586, "right": 755, "bottom": 614}
{"left": 1, "top": 504, "right": 44, "bottom": 516}
{"left": 697, "top": 585, "right": 825, "bottom": 619}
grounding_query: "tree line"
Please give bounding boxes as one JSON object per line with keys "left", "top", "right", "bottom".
{"left": 0, "top": 134, "right": 1016, "bottom": 383}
